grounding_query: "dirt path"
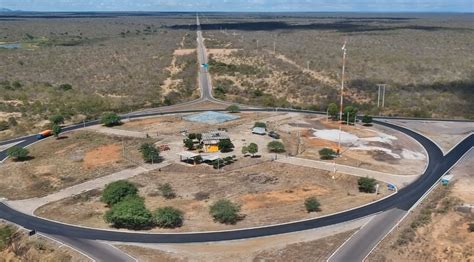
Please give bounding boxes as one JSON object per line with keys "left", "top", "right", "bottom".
{"left": 114, "top": 215, "right": 372, "bottom": 261}
{"left": 86, "top": 125, "right": 150, "bottom": 138}
{"left": 277, "top": 157, "right": 418, "bottom": 188}
{"left": 266, "top": 50, "right": 337, "bottom": 85}
{"left": 6, "top": 161, "right": 171, "bottom": 214}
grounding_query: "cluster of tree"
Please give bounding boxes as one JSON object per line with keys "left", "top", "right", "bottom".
{"left": 209, "top": 156, "right": 237, "bottom": 169}
{"left": 139, "top": 143, "right": 161, "bottom": 163}
{"left": 102, "top": 181, "right": 183, "bottom": 229}
{"left": 327, "top": 103, "right": 371, "bottom": 126}
{"left": 49, "top": 114, "right": 64, "bottom": 139}
{"left": 0, "top": 117, "right": 17, "bottom": 132}
{"left": 100, "top": 112, "right": 121, "bottom": 127}
{"left": 242, "top": 143, "right": 259, "bottom": 157}
{"left": 267, "top": 141, "right": 285, "bottom": 153}
{"left": 183, "top": 133, "right": 202, "bottom": 150}
{"left": 218, "top": 139, "right": 235, "bottom": 153}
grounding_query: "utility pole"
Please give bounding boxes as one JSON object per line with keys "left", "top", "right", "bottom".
{"left": 377, "top": 84, "right": 386, "bottom": 108}
{"left": 337, "top": 40, "right": 347, "bottom": 154}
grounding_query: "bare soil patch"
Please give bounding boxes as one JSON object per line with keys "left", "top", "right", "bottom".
{"left": 36, "top": 161, "right": 390, "bottom": 232}
{"left": 0, "top": 131, "right": 146, "bottom": 200}
{"left": 368, "top": 150, "right": 474, "bottom": 262}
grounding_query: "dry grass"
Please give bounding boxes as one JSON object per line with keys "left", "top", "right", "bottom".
{"left": 35, "top": 161, "right": 390, "bottom": 232}
{"left": 0, "top": 130, "right": 147, "bottom": 200}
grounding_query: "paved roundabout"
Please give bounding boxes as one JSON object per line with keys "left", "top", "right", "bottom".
{"left": 1, "top": 106, "right": 473, "bottom": 244}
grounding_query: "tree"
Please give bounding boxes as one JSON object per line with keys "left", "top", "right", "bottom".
{"left": 49, "top": 115, "right": 64, "bottom": 125}
{"left": 469, "top": 223, "right": 474, "bottom": 233}
{"left": 101, "top": 180, "right": 138, "bottom": 206}
{"left": 304, "top": 197, "right": 321, "bottom": 212}
{"left": 139, "top": 143, "right": 160, "bottom": 163}
{"left": 327, "top": 103, "right": 339, "bottom": 119}
{"left": 7, "top": 146, "right": 30, "bottom": 161}
{"left": 183, "top": 138, "right": 194, "bottom": 150}
{"left": 267, "top": 141, "right": 285, "bottom": 153}
{"left": 104, "top": 196, "right": 153, "bottom": 229}
{"left": 52, "top": 124, "right": 61, "bottom": 138}
{"left": 247, "top": 143, "right": 258, "bottom": 156}
{"left": 226, "top": 104, "right": 240, "bottom": 113}
{"left": 100, "top": 112, "right": 121, "bottom": 127}
{"left": 158, "top": 183, "right": 176, "bottom": 199}
{"left": 209, "top": 199, "right": 241, "bottom": 224}
{"left": 362, "top": 114, "right": 373, "bottom": 126}
{"left": 254, "top": 122, "right": 267, "bottom": 129}
{"left": 153, "top": 207, "right": 183, "bottom": 228}
{"left": 343, "top": 106, "right": 358, "bottom": 124}
{"left": 218, "top": 139, "right": 234, "bottom": 153}
{"left": 319, "top": 148, "right": 336, "bottom": 160}
{"left": 358, "top": 177, "right": 377, "bottom": 193}
{"left": 58, "top": 83, "right": 72, "bottom": 91}
{"left": 242, "top": 146, "right": 248, "bottom": 155}
{"left": 196, "top": 133, "right": 202, "bottom": 142}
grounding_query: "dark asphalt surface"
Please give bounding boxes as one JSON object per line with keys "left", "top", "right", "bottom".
{"left": 1, "top": 107, "right": 472, "bottom": 244}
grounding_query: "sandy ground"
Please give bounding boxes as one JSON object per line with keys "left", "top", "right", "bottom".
{"left": 35, "top": 161, "right": 389, "bottom": 232}
{"left": 386, "top": 119, "right": 473, "bottom": 153}
{"left": 368, "top": 149, "right": 474, "bottom": 262}
{"left": 0, "top": 131, "right": 145, "bottom": 200}
{"left": 0, "top": 221, "right": 90, "bottom": 262}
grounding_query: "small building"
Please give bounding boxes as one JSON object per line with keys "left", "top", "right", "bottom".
{"left": 201, "top": 130, "right": 230, "bottom": 153}
{"left": 177, "top": 151, "right": 200, "bottom": 165}
{"left": 252, "top": 127, "right": 266, "bottom": 135}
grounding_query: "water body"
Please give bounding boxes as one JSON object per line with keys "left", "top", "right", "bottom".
{"left": 0, "top": 43, "right": 21, "bottom": 49}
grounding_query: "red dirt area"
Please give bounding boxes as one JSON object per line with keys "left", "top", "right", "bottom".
{"left": 240, "top": 185, "right": 329, "bottom": 210}
{"left": 83, "top": 144, "right": 121, "bottom": 169}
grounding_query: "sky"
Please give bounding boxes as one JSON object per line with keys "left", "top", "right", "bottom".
{"left": 1, "top": 0, "right": 473, "bottom": 12}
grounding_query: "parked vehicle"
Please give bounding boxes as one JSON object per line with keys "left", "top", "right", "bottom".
{"left": 36, "top": 129, "right": 52, "bottom": 140}
{"left": 268, "top": 131, "right": 280, "bottom": 139}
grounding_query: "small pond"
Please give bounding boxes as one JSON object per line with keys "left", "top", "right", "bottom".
{"left": 0, "top": 43, "right": 21, "bottom": 49}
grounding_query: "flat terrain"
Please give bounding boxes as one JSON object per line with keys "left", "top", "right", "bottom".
{"left": 0, "top": 14, "right": 198, "bottom": 139}
{"left": 35, "top": 161, "right": 390, "bottom": 232}
{"left": 387, "top": 119, "right": 473, "bottom": 153}
{"left": 0, "top": 221, "right": 89, "bottom": 261}
{"left": 116, "top": 229, "right": 356, "bottom": 261}
{"left": 199, "top": 13, "right": 473, "bottom": 119}
{"left": 368, "top": 149, "right": 474, "bottom": 262}
{"left": 0, "top": 130, "right": 146, "bottom": 200}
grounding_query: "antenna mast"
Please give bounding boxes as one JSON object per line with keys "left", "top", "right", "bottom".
{"left": 337, "top": 40, "right": 347, "bottom": 153}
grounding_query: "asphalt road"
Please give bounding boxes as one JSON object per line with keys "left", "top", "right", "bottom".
{"left": 1, "top": 14, "right": 473, "bottom": 261}
{"left": 1, "top": 108, "right": 472, "bottom": 242}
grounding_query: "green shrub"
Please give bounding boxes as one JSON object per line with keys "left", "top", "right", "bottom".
{"left": 101, "top": 180, "right": 138, "bottom": 206}
{"left": 104, "top": 195, "right": 153, "bottom": 229}
{"left": 327, "top": 103, "right": 339, "bottom": 119}
{"left": 469, "top": 223, "right": 474, "bottom": 233}
{"left": 362, "top": 114, "right": 373, "bottom": 126}
{"left": 267, "top": 141, "right": 285, "bottom": 153}
{"left": 7, "top": 146, "right": 30, "bottom": 161}
{"left": 49, "top": 114, "right": 64, "bottom": 125}
{"left": 183, "top": 138, "right": 194, "bottom": 150}
{"left": 209, "top": 199, "right": 241, "bottom": 224}
{"left": 218, "top": 139, "right": 234, "bottom": 153}
{"left": 247, "top": 143, "right": 258, "bottom": 156}
{"left": 319, "top": 148, "right": 336, "bottom": 160}
{"left": 0, "top": 225, "right": 15, "bottom": 251}
{"left": 100, "top": 112, "right": 121, "bottom": 127}
{"left": 304, "top": 197, "right": 321, "bottom": 212}
{"left": 254, "top": 122, "right": 267, "bottom": 129}
{"left": 52, "top": 124, "right": 62, "bottom": 138}
{"left": 226, "top": 104, "right": 240, "bottom": 113}
{"left": 153, "top": 207, "right": 183, "bottom": 228}
{"left": 358, "top": 177, "right": 377, "bottom": 193}
{"left": 139, "top": 143, "right": 160, "bottom": 163}
{"left": 158, "top": 183, "right": 176, "bottom": 199}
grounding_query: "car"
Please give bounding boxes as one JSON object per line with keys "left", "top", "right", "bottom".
{"left": 268, "top": 131, "right": 280, "bottom": 139}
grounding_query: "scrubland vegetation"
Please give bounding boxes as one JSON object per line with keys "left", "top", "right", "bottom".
{"left": 199, "top": 13, "right": 473, "bottom": 119}
{"left": 0, "top": 14, "right": 197, "bottom": 139}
